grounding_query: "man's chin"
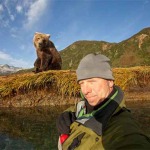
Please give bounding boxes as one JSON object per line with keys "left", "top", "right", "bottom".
{"left": 85, "top": 96, "right": 99, "bottom": 106}
{"left": 88, "top": 99, "right": 97, "bottom": 106}
{"left": 89, "top": 102, "right": 97, "bottom": 106}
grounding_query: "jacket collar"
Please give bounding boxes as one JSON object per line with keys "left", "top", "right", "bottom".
{"left": 76, "top": 86, "right": 125, "bottom": 136}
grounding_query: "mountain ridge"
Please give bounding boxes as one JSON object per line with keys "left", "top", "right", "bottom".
{"left": 0, "top": 64, "right": 22, "bottom": 75}
{"left": 1, "top": 27, "right": 150, "bottom": 74}
{"left": 60, "top": 27, "right": 150, "bottom": 69}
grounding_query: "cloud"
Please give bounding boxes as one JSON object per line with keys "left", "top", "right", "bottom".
{"left": 0, "top": 4, "right": 4, "bottom": 14}
{"left": 11, "top": 34, "right": 17, "bottom": 38}
{"left": 20, "top": 45, "right": 25, "bottom": 50}
{"left": 0, "top": 51, "right": 30, "bottom": 68}
{"left": 144, "top": 0, "right": 149, "bottom": 5}
{"left": 10, "top": 14, "right": 15, "bottom": 21}
{"left": 0, "top": 51, "right": 12, "bottom": 60}
{"left": 24, "top": 0, "right": 48, "bottom": 29}
{"left": 0, "top": 19, "right": 9, "bottom": 28}
{"left": 16, "top": 5, "right": 22, "bottom": 13}
{"left": 4, "top": 0, "right": 16, "bottom": 21}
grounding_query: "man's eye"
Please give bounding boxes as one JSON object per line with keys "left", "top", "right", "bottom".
{"left": 79, "top": 82, "right": 83, "bottom": 85}
{"left": 79, "top": 81, "right": 83, "bottom": 84}
{"left": 89, "top": 80, "right": 95, "bottom": 83}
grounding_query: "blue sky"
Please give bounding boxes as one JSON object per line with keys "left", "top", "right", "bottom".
{"left": 0, "top": 0, "right": 150, "bottom": 68}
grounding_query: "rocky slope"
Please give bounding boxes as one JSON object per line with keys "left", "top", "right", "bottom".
{"left": 60, "top": 27, "right": 150, "bottom": 69}
{"left": 0, "top": 64, "right": 22, "bottom": 75}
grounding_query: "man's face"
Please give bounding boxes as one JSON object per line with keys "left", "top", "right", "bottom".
{"left": 79, "top": 78, "right": 114, "bottom": 106}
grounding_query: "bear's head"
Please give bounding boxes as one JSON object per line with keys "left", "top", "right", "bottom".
{"left": 33, "top": 32, "right": 50, "bottom": 49}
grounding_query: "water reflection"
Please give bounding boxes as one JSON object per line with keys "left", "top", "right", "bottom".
{"left": 0, "top": 133, "right": 34, "bottom": 150}
{"left": 0, "top": 105, "right": 71, "bottom": 150}
{"left": 0, "top": 101, "right": 150, "bottom": 150}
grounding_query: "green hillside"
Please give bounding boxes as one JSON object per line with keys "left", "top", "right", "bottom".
{"left": 60, "top": 27, "right": 150, "bottom": 69}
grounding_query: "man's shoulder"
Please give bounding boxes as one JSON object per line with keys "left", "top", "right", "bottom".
{"left": 105, "top": 108, "right": 149, "bottom": 140}
{"left": 110, "top": 108, "right": 138, "bottom": 129}
{"left": 103, "top": 109, "right": 150, "bottom": 149}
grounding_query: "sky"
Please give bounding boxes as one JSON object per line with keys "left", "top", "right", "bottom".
{"left": 0, "top": 0, "right": 150, "bottom": 68}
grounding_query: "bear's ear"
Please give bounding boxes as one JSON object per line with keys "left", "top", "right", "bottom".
{"left": 46, "top": 34, "right": 50, "bottom": 39}
{"left": 35, "top": 32, "right": 40, "bottom": 35}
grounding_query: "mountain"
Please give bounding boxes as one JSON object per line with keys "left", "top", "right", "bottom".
{"left": 0, "top": 64, "right": 23, "bottom": 75}
{"left": 1, "top": 27, "right": 149, "bottom": 74}
{"left": 60, "top": 27, "right": 150, "bottom": 69}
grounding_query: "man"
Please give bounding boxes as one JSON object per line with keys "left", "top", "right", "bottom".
{"left": 56, "top": 53, "right": 150, "bottom": 150}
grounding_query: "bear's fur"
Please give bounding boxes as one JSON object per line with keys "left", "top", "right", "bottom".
{"left": 33, "top": 32, "right": 62, "bottom": 73}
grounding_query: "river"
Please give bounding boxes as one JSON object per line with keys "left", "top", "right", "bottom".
{"left": 0, "top": 101, "right": 150, "bottom": 150}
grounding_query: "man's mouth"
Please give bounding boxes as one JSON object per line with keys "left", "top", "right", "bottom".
{"left": 86, "top": 95, "right": 97, "bottom": 99}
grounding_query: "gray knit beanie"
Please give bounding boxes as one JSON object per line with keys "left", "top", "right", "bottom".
{"left": 76, "top": 53, "right": 114, "bottom": 82}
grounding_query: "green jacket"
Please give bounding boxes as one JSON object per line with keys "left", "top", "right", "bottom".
{"left": 61, "top": 86, "right": 150, "bottom": 150}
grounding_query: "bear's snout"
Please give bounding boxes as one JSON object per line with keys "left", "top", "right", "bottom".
{"left": 39, "top": 42, "right": 43, "bottom": 47}
{"left": 37, "top": 39, "right": 47, "bottom": 48}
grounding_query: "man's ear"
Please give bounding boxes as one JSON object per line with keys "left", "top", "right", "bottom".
{"left": 108, "top": 80, "right": 114, "bottom": 88}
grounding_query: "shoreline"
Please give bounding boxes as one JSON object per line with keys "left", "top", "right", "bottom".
{"left": 0, "top": 91, "right": 150, "bottom": 107}
{"left": 0, "top": 67, "right": 150, "bottom": 107}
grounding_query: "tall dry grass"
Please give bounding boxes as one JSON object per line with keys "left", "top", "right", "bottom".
{"left": 0, "top": 66, "right": 150, "bottom": 100}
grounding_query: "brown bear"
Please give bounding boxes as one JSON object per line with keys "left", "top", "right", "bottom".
{"left": 33, "top": 32, "right": 62, "bottom": 73}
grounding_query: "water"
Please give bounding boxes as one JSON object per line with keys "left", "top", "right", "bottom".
{"left": 0, "top": 102, "right": 150, "bottom": 150}
{"left": 0, "top": 106, "right": 70, "bottom": 150}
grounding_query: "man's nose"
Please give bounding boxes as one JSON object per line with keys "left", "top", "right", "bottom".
{"left": 82, "top": 83, "right": 91, "bottom": 95}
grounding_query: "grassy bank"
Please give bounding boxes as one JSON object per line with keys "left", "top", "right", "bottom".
{"left": 0, "top": 66, "right": 150, "bottom": 107}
